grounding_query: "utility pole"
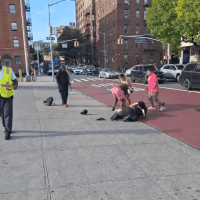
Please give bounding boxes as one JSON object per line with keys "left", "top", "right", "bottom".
{"left": 48, "top": 4, "right": 54, "bottom": 81}
{"left": 167, "top": 44, "right": 170, "bottom": 64}
{"left": 20, "top": 0, "right": 30, "bottom": 81}
{"left": 104, "top": 33, "right": 107, "bottom": 69}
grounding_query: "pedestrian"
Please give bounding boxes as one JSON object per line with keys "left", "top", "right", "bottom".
{"left": 110, "top": 101, "right": 147, "bottom": 122}
{"left": 56, "top": 66, "right": 69, "bottom": 107}
{"left": 119, "top": 74, "right": 133, "bottom": 106}
{"left": 0, "top": 58, "right": 18, "bottom": 140}
{"left": 147, "top": 68, "right": 166, "bottom": 111}
{"left": 30, "top": 68, "right": 34, "bottom": 82}
{"left": 121, "top": 66, "right": 125, "bottom": 73}
{"left": 111, "top": 86, "right": 126, "bottom": 111}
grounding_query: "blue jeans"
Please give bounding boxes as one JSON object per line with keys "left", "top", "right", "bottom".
{"left": 31, "top": 74, "right": 34, "bottom": 81}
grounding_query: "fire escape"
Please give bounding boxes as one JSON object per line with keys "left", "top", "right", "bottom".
{"left": 25, "top": 0, "right": 34, "bottom": 53}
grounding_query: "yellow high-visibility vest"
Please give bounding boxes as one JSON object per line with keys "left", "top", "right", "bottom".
{"left": 0, "top": 67, "right": 14, "bottom": 98}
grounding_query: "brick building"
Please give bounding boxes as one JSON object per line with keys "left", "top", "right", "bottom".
{"left": 0, "top": 0, "right": 31, "bottom": 70}
{"left": 76, "top": 0, "right": 164, "bottom": 70}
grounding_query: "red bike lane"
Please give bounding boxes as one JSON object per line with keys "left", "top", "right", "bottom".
{"left": 72, "top": 80, "right": 200, "bottom": 150}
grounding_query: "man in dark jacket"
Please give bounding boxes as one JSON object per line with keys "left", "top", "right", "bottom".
{"left": 111, "top": 101, "right": 147, "bottom": 122}
{"left": 56, "top": 66, "right": 69, "bottom": 107}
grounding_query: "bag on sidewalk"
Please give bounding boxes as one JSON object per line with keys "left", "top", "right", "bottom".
{"left": 43, "top": 97, "right": 54, "bottom": 106}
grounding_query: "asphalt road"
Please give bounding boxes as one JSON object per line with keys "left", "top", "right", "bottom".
{"left": 67, "top": 73, "right": 200, "bottom": 93}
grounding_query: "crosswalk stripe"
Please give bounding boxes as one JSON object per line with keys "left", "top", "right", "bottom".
{"left": 81, "top": 79, "right": 89, "bottom": 81}
{"left": 73, "top": 79, "right": 82, "bottom": 82}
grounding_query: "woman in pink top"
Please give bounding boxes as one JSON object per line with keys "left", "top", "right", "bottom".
{"left": 147, "top": 68, "right": 166, "bottom": 112}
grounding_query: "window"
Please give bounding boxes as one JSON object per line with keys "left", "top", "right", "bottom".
{"left": 143, "top": 53, "right": 146, "bottom": 62}
{"left": 15, "top": 56, "right": 21, "bottom": 65}
{"left": 136, "top": 25, "right": 139, "bottom": 34}
{"left": 13, "top": 39, "right": 19, "bottom": 48}
{"left": 143, "top": 25, "right": 147, "bottom": 34}
{"left": 124, "top": 54, "right": 128, "bottom": 61}
{"left": 124, "top": 9, "right": 129, "bottom": 18}
{"left": 144, "top": 11, "right": 147, "bottom": 19}
{"left": 134, "top": 66, "right": 139, "bottom": 70}
{"left": 171, "top": 66, "right": 176, "bottom": 70}
{"left": 138, "top": 66, "right": 143, "bottom": 71}
{"left": 124, "top": 39, "right": 128, "bottom": 49}
{"left": 135, "top": 54, "right": 139, "bottom": 61}
{"left": 195, "top": 64, "right": 200, "bottom": 72}
{"left": 9, "top": 4, "right": 16, "bottom": 14}
{"left": 92, "top": 15, "right": 95, "bottom": 20}
{"left": 125, "top": 0, "right": 129, "bottom": 4}
{"left": 164, "top": 65, "right": 170, "bottom": 69}
{"left": 11, "top": 22, "right": 17, "bottom": 31}
{"left": 124, "top": 25, "right": 128, "bottom": 34}
{"left": 136, "top": 0, "right": 140, "bottom": 4}
{"left": 184, "top": 64, "right": 195, "bottom": 72}
{"left": 136, "top": 9, "right": 140, "bottom": 19}
{"left": 150, "top": 53, "right": 154, "bottom": 62}
{"left": 144, "top": 0, "right": 148, "bottom": 4}
{"left": 150, "top": 40, "right": 154, "bottom": 48}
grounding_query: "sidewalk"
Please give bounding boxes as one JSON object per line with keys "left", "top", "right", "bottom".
{"left": 0, "top": 81, "right": 200, "bottom": 200}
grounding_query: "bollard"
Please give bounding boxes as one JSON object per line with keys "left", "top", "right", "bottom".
{"left": 19, "top": 69, "right": 23, "bottom": 82}
{"left": 34, "top": 69, "right": 37, "bottom": 82}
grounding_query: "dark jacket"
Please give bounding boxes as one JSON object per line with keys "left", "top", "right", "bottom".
{"left": 56, "top": 71, "right": 69, "bottom": 88}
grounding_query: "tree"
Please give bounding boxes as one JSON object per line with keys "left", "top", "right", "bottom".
{"left": 55, "top": 26, "right": 85, "bottom": 65}
{"left": 146, "top": 0, "right": 200, "bottom": 58}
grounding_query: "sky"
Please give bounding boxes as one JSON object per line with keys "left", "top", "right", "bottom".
{"left": 28, "top": 0, "right": 76, "bottom": 43}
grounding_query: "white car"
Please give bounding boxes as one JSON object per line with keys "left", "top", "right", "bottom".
{"left": 160, "top": 64, "right": 185, "bottom": 82}
{"left": 99, "top": 68, "right": 119, "bottom": 79}
{"left": 74, "top": 67, "right": 84, "bottom": 75}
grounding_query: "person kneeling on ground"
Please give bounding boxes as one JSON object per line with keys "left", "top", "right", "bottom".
{"left": 110, "top": 101, "right": 147, "bottom": 122}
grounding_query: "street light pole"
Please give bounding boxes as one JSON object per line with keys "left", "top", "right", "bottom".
{"left": 167, "top": 44, "right": 170, "bottom": 64}
{"left": 20, "top": 0, "right": 30, "bottom": 81}
{"left": 103, "top": 32, "right": 106, "bottom": 69}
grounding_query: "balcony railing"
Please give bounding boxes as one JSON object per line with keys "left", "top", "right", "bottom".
{"left": 25, "top": 4, "right": 30, "bottom": 12}
{"left": 27, "top": 18, "right": 32, "bottom": 26}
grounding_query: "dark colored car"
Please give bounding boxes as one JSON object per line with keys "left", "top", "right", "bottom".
{"left": 179, "top": 62, "right": 200, "bottom": 90}
{"left": 131, "top": 65, "right": 165, "bottom": 84}
{"left": 92, "top": 67, "right": 103, "bottom": 76}
{"left": 83, "top": 65, "right": 95, "bottom": 75}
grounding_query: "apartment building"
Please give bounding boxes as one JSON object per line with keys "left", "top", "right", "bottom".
{"left": 0, "top": 0, "right": 32, "bottom": 70}
{"left": 76, "top": 0, "right": 164, "bottom": 70}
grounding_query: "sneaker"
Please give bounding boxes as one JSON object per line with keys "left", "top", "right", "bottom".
{"left": 160, "top": 106, "right": 166, "bottom": 112}
{"left": 148, "top": 106, "right": 156, "bottom": 110}
{"left": 63, "top": 104, "right": 68, "bottom": 107}
{"left": 110, "top": 113, "right": 119, "bottom": 121}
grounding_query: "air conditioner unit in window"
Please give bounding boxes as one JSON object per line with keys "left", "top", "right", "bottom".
{"left": 136, "top": 31, "right": 139, "bottom": 34}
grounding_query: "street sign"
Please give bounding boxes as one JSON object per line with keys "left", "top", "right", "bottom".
{"left": 46, "top": 37, "right": 55, "bottom": 40}
{"left": 62, "top": 43, "right": 68, "bottom": 48}
{"left": 135, "top": 39, "right": 147, "bottom": 44}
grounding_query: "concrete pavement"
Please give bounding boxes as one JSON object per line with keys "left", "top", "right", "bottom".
{"left": 0, "top": 79, "right": 200, "bottom": 200}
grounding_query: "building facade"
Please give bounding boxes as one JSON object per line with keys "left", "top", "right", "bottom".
{"left": 0, "top": 0, "right": 31, "bottom": 70}
{"left": 76, "top": 0, "right": 164, "bottom": 70}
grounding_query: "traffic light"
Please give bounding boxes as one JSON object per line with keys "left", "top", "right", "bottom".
{"left": 117, "top": 38, "right": 123, "bottom": 45}
{"left": 74, "top": 41, "right": 79, "bottom": 47}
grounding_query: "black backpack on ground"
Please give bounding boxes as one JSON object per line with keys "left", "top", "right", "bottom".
{"left": 43, "top": 97, "right": 54, "bottom": 106}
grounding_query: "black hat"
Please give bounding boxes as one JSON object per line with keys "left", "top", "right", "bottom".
{"left": 80, "top": 109, "right": 88, "bottom": 115}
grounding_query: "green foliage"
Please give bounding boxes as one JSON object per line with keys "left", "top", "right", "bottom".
{"left": 146, "top": 0, "right": 200, "bottom": 58}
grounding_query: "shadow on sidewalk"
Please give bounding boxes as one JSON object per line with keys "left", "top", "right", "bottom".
{"left": 11, "top": 129, "right": 160, "bottom": 139}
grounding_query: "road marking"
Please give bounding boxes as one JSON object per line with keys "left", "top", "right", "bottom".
{"left": 73, "top": 79, "right": 82, "bottom": 82}
{"left": 81, "top": 79, "right": 89, "bottom": 81}
{"left": 86, "top": 78, "right": 98, "bottom": 81}
{"left": 91, "top": 84, "right": 102, "bottom": 87}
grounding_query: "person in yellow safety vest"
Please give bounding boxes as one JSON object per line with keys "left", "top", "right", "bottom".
{"left": 0, "top": 58, "right": 18, "bottom": 140}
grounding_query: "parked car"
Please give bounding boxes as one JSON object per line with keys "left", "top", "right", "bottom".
{"left": 74, "top": 67, "right": 84, "bottom": 75}
{"left": 22, "top": 70, "right": 26, "bottom": 77}
{"left": 93, "top": 67, "right": 103, "bottom": 76}
{"left": 68, "top": 65, "right": 77, "bottom": 73}
{"left": 160, "top": 64, "right": 185, "bottom": 82}
{"left": 99, "top": 68, "right": 119, "bottom": 79}
{"left": 131, "top": 65, "right": 165, "bottom": 84}
{"left": 179, "top": 62, "right": 200, "bottom": 90}
{"left": 84, "top": 65, "right": 95, "bottom": 75}
{"left": 125, "top": 66, "right": 136, "bottom": 77}
{"left": 47, "top": 66, "right": 60, "bottom": 76}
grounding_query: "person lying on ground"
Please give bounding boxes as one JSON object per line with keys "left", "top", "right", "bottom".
{"left": 111, "top": 86, "right": 126, "bottom": 111}
{"left": 111, "top": 101, "right": 147, "bottom": 122}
